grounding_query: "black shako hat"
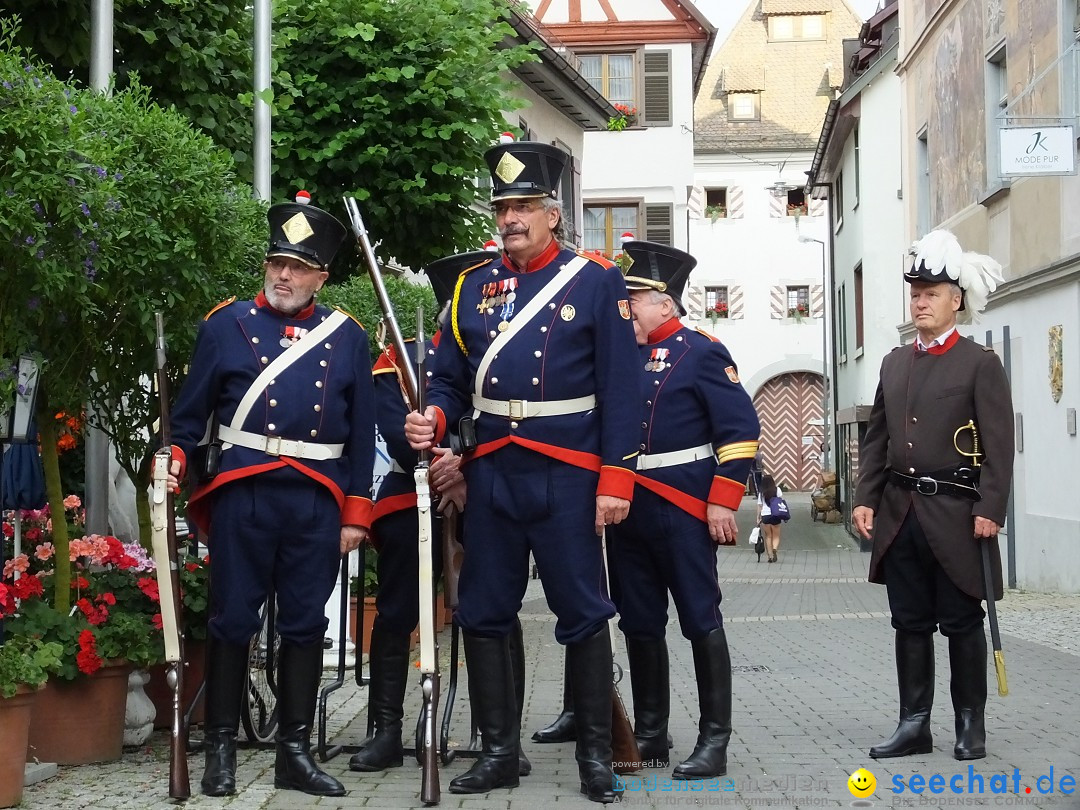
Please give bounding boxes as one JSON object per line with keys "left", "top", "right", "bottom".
{"left": 423, "top": 251, "right": 495, "bottom": 310}
{"left": 484, "top": 140, "right": 568, "bottom": 201}
{"left": 621, "top": 240, "right": 698, "bottom": 316}
{"left": 266, "top": 197, "right": 348, "bottom": 270}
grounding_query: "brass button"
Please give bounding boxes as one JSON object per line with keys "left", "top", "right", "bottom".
{"left": 310, "top": 429, "right": 318, "bottom": 438}
{"left": 315, "top": 380, "right": 323, "bottom": 388}
{"left": 490, "top": 377, "right": 498, "bottom": 384}
{"left": 260, "top": 356, "right": 268, "bottom": 364}
{"left": 269, "top": 399, "right": 277, "bottom": 407}
{"left": 324, "top": 342, "right": 332, "bottom": 349}
{"left": 540, "top": 326, "right": 548, "bottom": 333}
{"left": 510, "top": 421, "right": 519, "bottom": 429}
{"left": 490, "top": 330, "right": 497, "bottom": 338}
{"left": 314, "top": 405, "right": 321, "bottom": 412}
{"left": 250, "top": 308, "right": 257, "bottom": 314}
{"left": 267, "top": 423, "right": 276, "bottom": 432}
{"left": 641, "top": 421, "right": 648, "bottom": 429}
{"left": 320, "top": 360, "right": 327, "bottom": 367}
{"left": 252, "top": 336, "right": 260, "bottom": 344}
{"left": 534, "top": 351, "right": 542, "bottom": 358}
{"left": 532, "top": 378, "right": 539, "bottom": 385}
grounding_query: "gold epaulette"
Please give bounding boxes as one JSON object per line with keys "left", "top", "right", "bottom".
{"left": 335, "top": 306, "right": 365, "bottom": 329}
{"left": 576, "top": 249, "right": 615, "bottom": 269}
{"left": 695, "top": 328, "right": 720, "bottom": 343}
{"left": 203, "top": 297, "right": 236, "bottom": 320}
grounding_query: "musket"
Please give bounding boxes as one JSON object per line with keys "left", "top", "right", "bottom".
{"left": 343, "top": 198, "right": 440, "bottom": 802}
{"left": 151, "top": 312, "right": 190, "bottom": 800}
{"left": 600, "top": 531, "right": 642, "bottom": 774}
{"left": 415, "top": 307, "right": 441, "bottom": 805}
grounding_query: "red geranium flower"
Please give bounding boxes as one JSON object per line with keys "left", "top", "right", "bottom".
{"left": 138, "top": 577, "right": 160, "bottom": 603}
{"left": 12, "top": 573, "right": 44, "bottom": 600}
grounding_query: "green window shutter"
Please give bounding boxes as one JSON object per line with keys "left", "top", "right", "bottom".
{"left": 644, "top": 203, "right": 674, "bottom": 245}
{"left": 641, "top": 50, "right": 672, "bottom": 127}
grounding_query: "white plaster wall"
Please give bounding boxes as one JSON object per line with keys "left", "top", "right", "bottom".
{"left": 689, "top": 152, "right": 825, "bottom": 397}
{"left": 582, "top": 44, "right": 697, "bottom": 251}
{"left": 833, "top": 69, "right": 907, "bottom": 418}
{"left": 969, "top": 281, "right": 1080, "bottom": 594}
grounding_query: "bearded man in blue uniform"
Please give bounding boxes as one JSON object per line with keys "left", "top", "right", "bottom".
{"left": 610, "top": 240, "right": 759, "bottom": 779}
{"left": 165, "top": 195, "right": 375, "bottom": 797}
{"left": 404, "top": 139, "right": 640, "bottom": 804}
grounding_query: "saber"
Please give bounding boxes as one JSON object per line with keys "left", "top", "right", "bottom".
{"left": 981, "top": 541, "right": 1008, "bottom": 696}
{"left": 151, "top": 312, "right": 191, "bottom": 799}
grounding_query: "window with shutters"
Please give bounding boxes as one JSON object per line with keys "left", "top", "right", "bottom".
{"left": 854, "top": 262, "right": 864, "bottom": 351}
{"left": 579, "top": 49, "right": 672, "bottom": 128}
{"left": 556, "top": 140, "right": 579, "bottom": 246}
{"left": 584, "top": 204, "right": 639, "bottom": 258}
{"left": 786, "top": 285, "right": 810, "bottom": 318}
{"left": 705, "top": 286, "right": 729, "bottom": 320}
{"left": 768, "top": 14, "right": 826, "bottom": 41}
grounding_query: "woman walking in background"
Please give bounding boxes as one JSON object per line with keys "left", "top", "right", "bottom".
{"left": 757, "top": 474, "right": 785, "bottom": 563}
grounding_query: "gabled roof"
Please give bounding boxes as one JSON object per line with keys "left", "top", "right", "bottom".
{"left": 694, "top": 0, "right": 863, "bottom": 153}
{"left": 528, "top": 0, "right": 716, "bottom": 95}
{"left": 501, "top": 8, "right": 619, "bottom": 131}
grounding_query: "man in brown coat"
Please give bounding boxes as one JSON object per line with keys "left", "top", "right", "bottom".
{"left": 854, "top": 229, "right": 1012, "bottom": 762}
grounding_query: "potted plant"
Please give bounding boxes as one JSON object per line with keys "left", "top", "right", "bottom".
{"left": 787, "top": 304, "right": 808, "bottom": 322}
{"left": 709, "top": 301, "right": 729, "bottom": 323}
{"left": 0, "top": 635, "right": 63, "bottom": 808}
{"left": 787, "top": 202, "right": 808, "bottom": 217}
{"left": 2, "top": 505, "right": 165, "bottom": 764}
{"left": 705, "top": 204, "right": 727, "bottom": 222}
{"left": 606, "top": 103, "right": 638, "bottom": 131}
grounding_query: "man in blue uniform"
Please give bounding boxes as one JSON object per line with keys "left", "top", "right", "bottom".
{"left": 165, "top": 195, "right": 375, "bottom": 797}
{"left": 610, "top": 239, "right": 759, "bottom": 779}
{"left": 350, "top": 250, "right": 533, "bottom": 777}
{"left": 404, "top": 139, "right": 640, "bottom": 804}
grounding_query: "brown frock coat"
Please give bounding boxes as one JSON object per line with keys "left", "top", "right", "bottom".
{"left": 854, "top": 335, "right": 1014, "bottom": 600}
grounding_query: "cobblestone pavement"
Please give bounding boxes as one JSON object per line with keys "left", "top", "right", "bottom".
{"left": 20, "top": 492, "right": 1080, "bottom": 809}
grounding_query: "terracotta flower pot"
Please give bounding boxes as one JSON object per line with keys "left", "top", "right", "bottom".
{"left": 27, "top": 661, "right": 132, "bottom": 765}
{"left": 0, "top": 686, "right": 36, "bottom": 808}
{"left": 349, "top": 596, "right": 378, "bottom": 654}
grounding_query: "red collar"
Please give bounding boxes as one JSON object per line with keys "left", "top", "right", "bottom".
{"left": 431, "top": 330, "right": 442, "bottom": 348}
{"left": 503, "top": 239, "right": 560, "bottom": 273}
{"left": 916, "top": 330, "right": 961, "bottom": 355}
{"left": 255, "top": 290, "right": 317, "bottom": 320}
{"left": 647, "top": 318, "right": 684, "bottom": 345}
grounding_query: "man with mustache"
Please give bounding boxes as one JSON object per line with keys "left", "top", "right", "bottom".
{"left": 164, "top": 193, "right": 375, "bottom": 797}
{"left": 404, "top": 137, "right": 640, "bottom": 804}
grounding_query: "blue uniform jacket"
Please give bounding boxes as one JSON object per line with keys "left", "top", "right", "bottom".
{"left": 170, "top": 291, "right": 376, "bottom": 532}
{"left": 425, "top": 241, "right": 640, "bottom": 499}
{"left": 634, "top": 318, "right": 760, "bottom": 518}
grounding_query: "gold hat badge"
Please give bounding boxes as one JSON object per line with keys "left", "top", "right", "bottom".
{"left": 495, "top": 151, "right": 526, "bottom": 183}
{"left": 282, "top": 212, "right": 315, "bottom": 244}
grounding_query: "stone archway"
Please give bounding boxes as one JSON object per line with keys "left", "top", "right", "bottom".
{"left": 752, "top": 371, "right": 824, "bottom": 492}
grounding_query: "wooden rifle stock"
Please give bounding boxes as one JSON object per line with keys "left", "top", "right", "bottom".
{"left": 153, "top": 313, "right": 190, "bottom": 800}
{"left": 611, "top": 683, "right": 641, "bottom": 774}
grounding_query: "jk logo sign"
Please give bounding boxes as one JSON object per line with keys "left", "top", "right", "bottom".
{"left": 1000, "top": 125, "right": 1076, "bottom": 176}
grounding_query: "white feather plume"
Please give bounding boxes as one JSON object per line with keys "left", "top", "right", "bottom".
{"left": 910, "top": 229, "right": 962, "bottom": 282}
{"left": 957, "top": 251, "right": 1004, "bottom": 321}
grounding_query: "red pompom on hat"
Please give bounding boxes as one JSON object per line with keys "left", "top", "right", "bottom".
{"left": 620, "top": 231, "right": 635, "bottom": 245}
{"left": 483, "top": 240, "right": 499, "bottom": 252}
{"left": 295, "top": 190, "right": 311, "bottom": 205}
{"left": 499, "top": 132, "right": 515, "bottom": 144}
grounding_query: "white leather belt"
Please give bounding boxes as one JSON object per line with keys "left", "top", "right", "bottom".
{"left": 471, "top": 394, "right": 596, "bottom": 420}
{"left": 217, "top": 425, "right": 344, "bottom": 461}
{"left": 637, "top": 443, "right": 714, "bottom": 471}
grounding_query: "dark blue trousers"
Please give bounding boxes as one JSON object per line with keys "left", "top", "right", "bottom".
{"left": 455, "top": 445, "right": 615, "bottom": 644}
{"left": 207, "top": 468, "right": 342, "bottom": 646}
{"left": 607, "top": 486, "right": 724, "bottom": 641}
{"left": 372, "top": 507, "right": 446, "bottom": 637}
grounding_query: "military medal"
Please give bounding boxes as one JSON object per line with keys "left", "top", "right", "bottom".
{"left": 505, "top": 277, "right": 517, "bottom": 304}
{"left": 646, "top": 348, "right": 669, "bottom": 372}
{"left": 281, "top": 324, "right": 308, "bottom": 347}
{"left": 497, "top": 320, "right": 509, "bottom": 332}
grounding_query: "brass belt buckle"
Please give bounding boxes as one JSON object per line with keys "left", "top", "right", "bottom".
{"left": 265, "top": 436, "right": 282, "bottom": 456}
{"left": 916, "top": 476, "right": 938, "bottom": 495}
{"left": 508, "top": 399, "right": 525, "bottom": 420}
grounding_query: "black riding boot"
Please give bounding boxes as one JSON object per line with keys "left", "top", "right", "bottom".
{"left": 448, "top": 633, "right": 520, "bottom": 794}
{"left": 200, "top": 636, "right": 249, "bottom": 797}
{"left": 348, "top": 624, "right": 411, "bottom": 771}
{"left": 569, "top": 628, "right": 621, "bottom": 804}
{"left": 273, "top": 641, "right": 345, "bottom": 796}
{"left": 673, "top": 628, "right": 732, "bottom": 779}
{"left": 869, "top": 630, "right": 934, "bottom": 759}
{"left": 532, "top": 654, "right": 576, "bottom": 743}
{"left": 509, "top": 619, "right": 533, "bottom": 776}
{"left": 627, "top": 636, "right": 670, "bottom": 767}
{"left": 949, "top": 628, "right": 987, "bottom": 760}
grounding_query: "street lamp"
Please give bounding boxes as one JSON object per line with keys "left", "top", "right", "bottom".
{"left": 798, "top": 234, "right": 831, "bottom": 472}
